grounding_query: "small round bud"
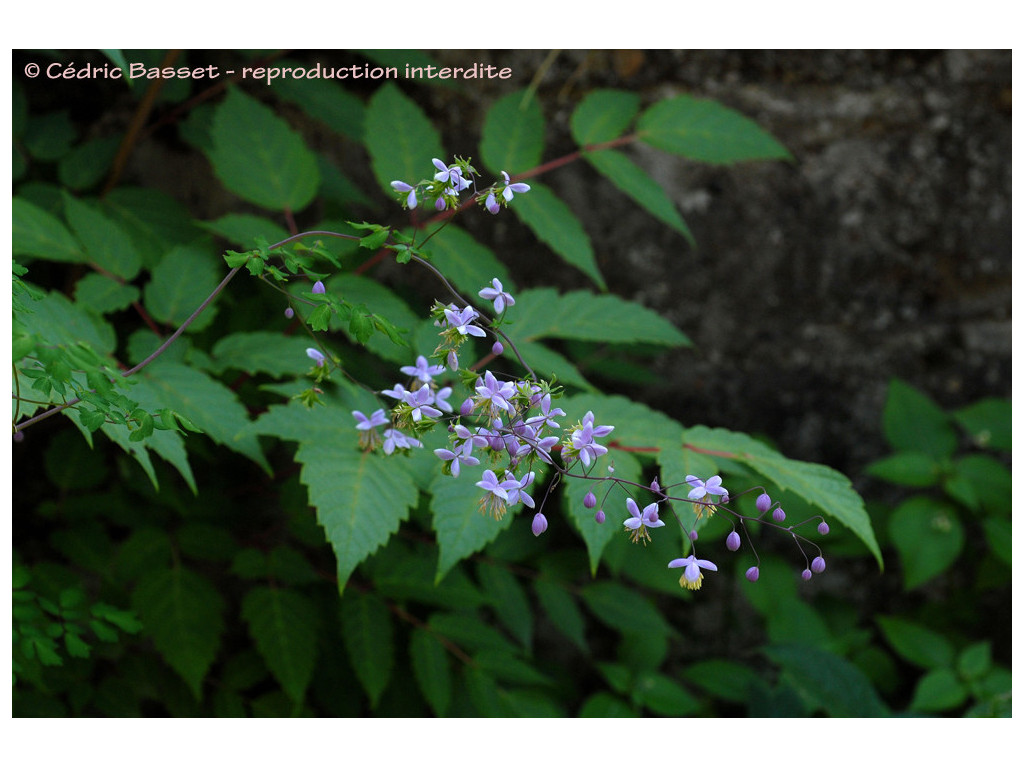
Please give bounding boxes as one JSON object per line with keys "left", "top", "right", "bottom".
{"left": 284, "top": 307, "right": 295, "bottom": 319}
{"left": 688, "top": 529, "right": 698, "bottom": 542}
{"left": 531, "top": 512, "right": 548, "bottom": 537}
{"left": 460, "top": 398, "right": 474, "bottom": 416}
{"left": 726, "top": 531, "right": 741, "bottom": 551}
{"left": 801, "top": 568, "right": 812, "bottom": 581}
{"left": 745, "top": 566, "right": 760, "bottom": 583}
{"left": 720, "top": 493, "right": 730, "bottom": 504}
{"left": 312, "top": 280, "right": 326, "bottom": 294}
{"left": 756, "top": 493, "right": 771, "bottom": 512}
{"left": 492, "top": 341, "right": 504, "bottom": 355}
{"left": 811, "top": 556, "right": 826, "bottom": 573}
{"left": 594, "top": 509, "right": 606, "bottom": 524}
{"left": 817, "top": 521, "right": 830, "bottom": 536}
{"left": 772, "top": 507, "right": 786, "bottom": 523}
{"left": 649, "top": 477, "right": 661, "bottom": 494}
{"left": 583, "top": 491, "right": 597, "bottom": 509}
{"left": 648, "top": 509, "right": 660, "bottom": 523}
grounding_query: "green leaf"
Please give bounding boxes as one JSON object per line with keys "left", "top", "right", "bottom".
{"left": 13, "top": 196, "right": 83, "bottom": 263}
{"left": 18, "top": 286, "right": 116, "bottom": 354}
{"left": 57, "top": 135, "right": 120, "bottom": 190}
{"left": 415, "top": 224, "right": 512, "bottom": 299}
{"left": 512, "top": 288, "right": 690, "bottom": 346}
{"left": 953, "top": 397, "right": 1010, "bottom": 450}
{"left": 683, "top": 425, "right": 882, "bottom": 567}
{"left": 199, "top": 213, "right": 290, "bottom": 250}
{"left": 430, "top": 469, "right": 514, "bottom": 583}
{"left": 957, "top": 642, "right": 992, "bottom": 681}
{"left": 480, "top": 89, "right": 545, "bottom": 174}
{"left": 584, "top": 149, "right": 694, "bottom": 245}
{"left": 132, "top": 566, "right": 225, "bottom": 700}
{"left": 364, "top": 83, "right": 444, "bottom": 193}
{"left": 882, "top": 378, "right": 958, "bottom": 459}
{"left": 682, "top": 658, "right": 762, "bottom": 704}
{"left": 137, "top": 362, "right": 268, "bottom": 471}
{"left": 982, "top": 517, "right": 1012, "bottom": 566}
{"left": 533, "top": 579, "right": 587, "bottom": 652}
{"left": 428, "top": 612, "right": 519, "bottom": 656}
{"left": 637, "top": 94, "right": 792, "bottom": 164}
{"left": 888, "top": 496, "right": 964, "bottom": 589}
{"left": 74, "top": 273, "right": 140, "bottom": 315}
{"left": 339, "top": 591, "right": 394, "bottom": 708}
{"left": 511, "top": 181, "right": 605, "bottom": 289}
{"left": 241, "top": 586, "right": 319, "bottom": 703}
{"left": 864, "top": 451, "right": 941, "bottom": 487}
{"left": 409, "top": 627, "right": 452, "bottom": 716}
{"left": 207, "top": 88, "right": 320, "bottom": 211}
{"left": 297, "top": 437, "right": 418, "bottom": 590}
{"left": 951, "top": 454, "right": 1011, "bottom": 517}
{"left": 765, "top": 644, "right": 888, "bottom": 717}
{"left": 476, "top": 561, "right": 532, "bottom": 648}
{"left": 563, "top": 450, "right": 641, "bottom": 574}
{"left": 274, "top": 65, "right": 366, "bottom": 141}
{"left": 24, "top": 110, "right": 77, "bottom": 161}
{"left": 209, "top": 332, "right": 316, "bottom": 377}
{"left": 570, "top": 89, "right": 641, "bottom": 145}
{"left": 103, "top": 187, "right": 204, "bottom": 268}
{"left": 579, "top": 581, "right": 674, "bottom": 638}
{"left": 142, "top": 244, "right": 222, "bottom": 332}
{"left": 579, "top": 692, "right": 636, "bottom": 717}
{"left": 514, "top": 339, "right": 595, "bottom": 391}
{"left": 910, "top": 668, "right": 968, "bottom": 712}
{"left": 876, "top": 615, "right": 955, "bottom": 669}
{"left": 61, "top": 192, "right": 142, "bottom": 280}
{"left": 632, "top": 671, "right": 700, "bottom": 716}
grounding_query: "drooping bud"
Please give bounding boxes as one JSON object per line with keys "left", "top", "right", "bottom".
{"left": 745, "top": 566, "right": 760, "bottom": 582}
{"left": 312, "top": 280, "right": 326, "bottom": 294}
{"left": 688, "top": 529, "right": 698, "bottom": 542}
{"left": 583, "top": 491, "right": 597, "bottom": 509}
{"left": 817, "top": 521, "right": 830, "bottom": 536}
{"left": 726, "top": 531, "right": 741, "bottom": 551}
{"left": 811, "top": 556, "right": 826, "bottom": 573}
{"left": 492, "top": 341, "right": 504, "bottom": 355}
{"left": 772, "top": 507, "right": 786, "bottom": 523}
{"left": 801, "top": 568, "right": 813, "bottom": 581}
{"left": 594, "top": 509, "right": 606, "bottom": 524}
{"left": 460, "top": 398, "right": 474, "bottom": 416}
{"left": 284, "top": 307, "right": 294, "bottom": 319}
{"left": 756, "top": 493, "right": 772, "bottom": 512}
{"left": 531, "top": 512, "right": 548, "bottom": 537}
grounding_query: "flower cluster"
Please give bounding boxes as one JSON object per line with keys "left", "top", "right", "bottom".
{"left": 390, "top": 157, "right": 530, "bottom": 214}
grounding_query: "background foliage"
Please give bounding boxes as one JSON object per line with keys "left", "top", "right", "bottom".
{"left": 11, "top": 49, "right": 1010, "bottom": 717}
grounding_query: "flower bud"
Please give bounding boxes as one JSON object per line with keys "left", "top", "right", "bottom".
{"left": 688, "top": 529, "right": 698, "bottom": 542}
{"left": 284, "top": 307, "right": 295, "bottom": 319}
{"left": 312, "top": 280, "right": 326, "bottom": 294}
{"left": 811, "top": 556, "right": 826, "bottom": 573}
{"left": 772, "top": 507, "right": 786, "bottom": 523}
{"left": 801, "top": 568, "right": 812, "bottom": 581}
{"left": 531, "top": 512, "right": 548, "bottom": 537}
{"left": 650, "top": 477, "right": 661, "bottom": 494}
{"left": 756, "top": 493, "right": 771, "bottom": 512}
{"left": 306, "top": 348, "right": 326, "bottom": 367}
{"left": 817, "top": 521, "right": 830, "bottom": 535}
{"left": 460, "top": 398, "right": 474, "bottom": 416}
{"left": 726, "top": 531, "right": 741, "bottom": 551}
{"left": 745, "top": 566, "right": 760, "bottom": 582}
{"left": 720, "top": 493, "right": 730, "bottom": 504}
{"left": 583, "top": 491, "right": 596, "bottom": 509}
{"left": 594, "top": 509, "right": 606, "bottom": 524}
{"left": 492, "top": 341, "right": 504, "bottom": 355}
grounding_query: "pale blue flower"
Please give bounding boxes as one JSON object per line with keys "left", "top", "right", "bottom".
{"left": 478, "top": 278, "right": 515, "bottom": 314}
{"left": 390, "top": 180, "right": 417, "bottom": 209}
{"left": 623, "top": 498, "right": 665, "bottom": 544}
{"left": 668, "top": 555, "right": 718, "bottom": 591}
{"left": 401, "top": 355, "right": 445, "bottom": 383}
{"left": 306, "top": 348, "right": 326, "bottom": 367}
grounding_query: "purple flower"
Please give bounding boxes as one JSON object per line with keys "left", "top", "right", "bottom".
{"left": 622, "top": 498, "right": 665, "bottom": 545}
{"left": 390, "top": 180, "right": 417, "bottom": 209}
{"left": 569, "top": 422, "right": 608, "bottom": 468}
{"left": 443, "top": 305, "right": 487, "bottom": 338}
{"left": 818, "top": 521, "right": 830, "bottom": 536}
{"left": 485, "top": 192, "right": 501, "bottom": 215}
{"left": 401, "top": 355, "right": 445, "bottom": 383}
{"left": 746, "top": 566, "right": 760, "bottom": 582}
{"left": 403, "top": 387, "right": 442, "bottom": 421}
{"left": 668, "top": 555, "right": 718, "bottom": 591}
{"left": 801, "top": 569, "right": 813, "bottom": 581}
{"left": 474, "top": 371, "right": 516, "bottom": 415}
{"left": 434, "top": 386, "right": 453, "bottom": 413}
{"left": 478, "top": 278, "right": 515, "bottom": 314}
{"left": 531, "top": 512, "right": 548, "bottom": 537}
{"left": 686, "top": 475, "right": 727, "bottom": 500}
{"left": 772, "top": 507, "right": 786, "bottom": 523}
{"left": 497, "top": 171, "right": 530, "bottom": 203}
{"left": 383, "top": 428, "right": 421, "bottom": 455}
{"left": 594, "top": 509, "right": 606, "bottom": 524}
{"left": 306, "top": 348, "right": 326, "bottom": 367}
{"left": 502, "top": 470, "right": 536, "bottom": 508}
{"left": 726, "top": 531, "right": 742, "bottom": 551}
{"left": 583, "top": 491, "right": 597, "bottom": 509}
{"left": 525, "top": 394, "right": 565, "bottom": 431}
{"left": 811, "top": 556, "right": 826, "bottom": 573}
{"left": 352, "top": 409, "right": 388, "bottom": 431}
{"left": 432, "top": 158, "right": 470, "bottom": 191}
{"left": 476, "top": 469, "right": 511, "bottom": 520}
{"left": 756, "top": 493, "right": 772, "bottom": 512}
{"left": 433, "top": 442, "right": 480, "bottom": 478}
{"left": 381, "top": 383, "right": 409, "bottom": 401}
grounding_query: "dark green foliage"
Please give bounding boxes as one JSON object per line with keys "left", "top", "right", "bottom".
{"left": 12, "top": 50, "right": 1006, "bottom": 719}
